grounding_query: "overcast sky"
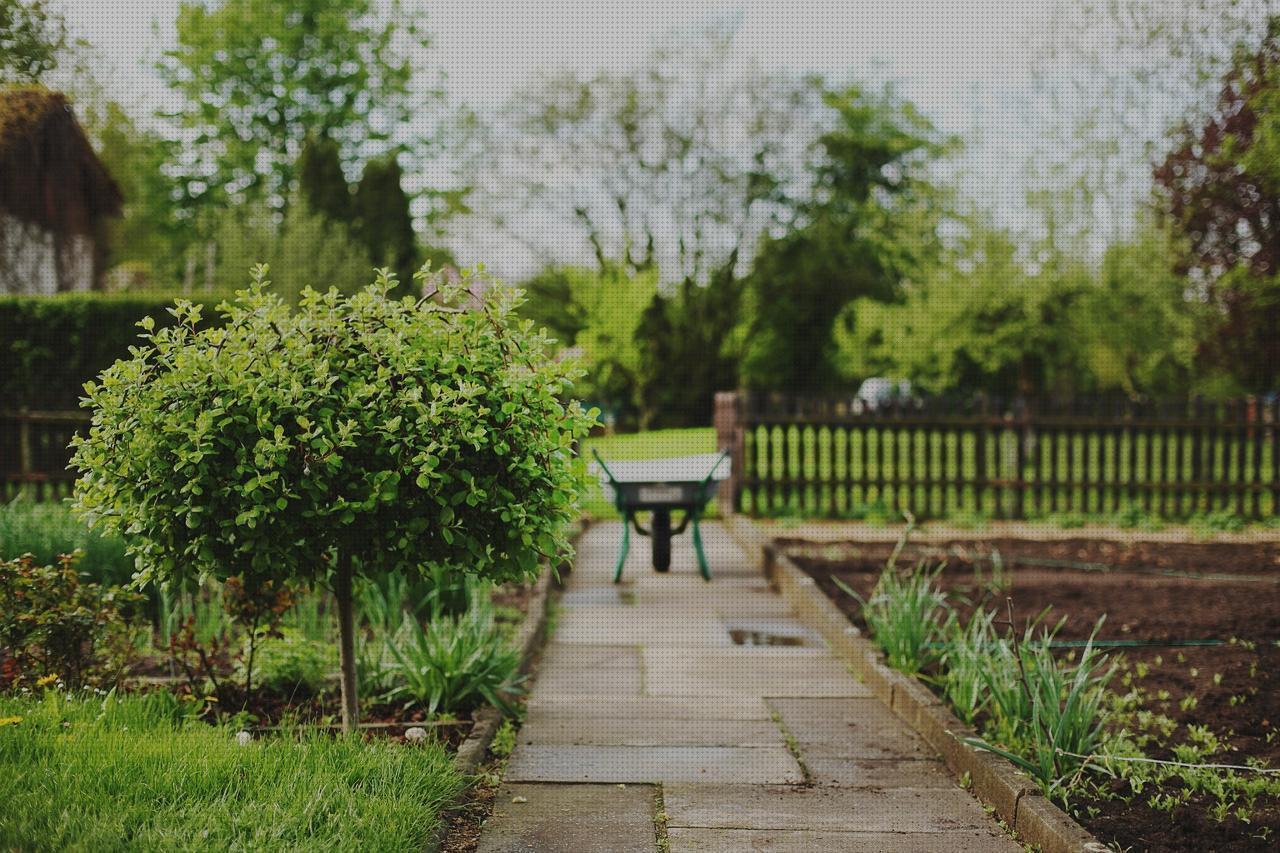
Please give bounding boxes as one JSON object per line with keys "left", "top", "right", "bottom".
{"left": 57, "top": 0, "right": 1235, "bottom": 276}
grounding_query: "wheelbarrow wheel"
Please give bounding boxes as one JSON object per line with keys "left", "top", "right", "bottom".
{"left": 652, "top": 509, "right": 671, "bottom": 572}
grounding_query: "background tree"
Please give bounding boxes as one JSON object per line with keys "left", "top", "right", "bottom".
{"left": 210, "top": 195, "right": 370, "bottom": 301}
{"left": 353, "top": 155, "right": 419, "bottom": 292}
{"left": 297, "top": 134, "right": 353, "bottom": 225}
{"left": 0, "top": 0, "right": 65, "bottom": 84}
{"left": 468, "top": 22, "right": 822, "bottom": 284}
{"left": 84, "top": 102, "right": 185, "bottom": 288}
{"left": 71, "top": 268, "right": 592, "bottom": 732}
{"left": 1155, "top": 19, "right": 1280, "bottom": 393}
{"left": 160, "top": 0, "right": 431, "bottom": 213}
{"left": 634, "top": 267, "right": 743, "bottom": 427}
{"left": 739, "top": 87, "right": 949, "bottom": 393}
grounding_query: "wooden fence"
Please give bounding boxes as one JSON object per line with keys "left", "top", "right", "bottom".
{"left": 713, "top": 392, "right": 1280, "bottom": 520}
{"left": 0, "top": 409, "right": 88, "bottom": 501}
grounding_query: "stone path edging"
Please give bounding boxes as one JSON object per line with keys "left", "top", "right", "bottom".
{"left": 426, "top": 523, "right": 583, "bottom": 853}
{"left": 723, "top": 513, "right": 1109, "bottom": 853}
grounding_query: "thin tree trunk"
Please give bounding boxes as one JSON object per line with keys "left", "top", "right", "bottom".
{"left": 334, "top": 551, "right": 360, "bottom": 734}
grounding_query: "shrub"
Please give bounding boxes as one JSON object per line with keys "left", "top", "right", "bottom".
{"left": 0, "top": 293, "right": 218, "bottom": 410}
{"left": 384, "top": 580, "right": 523, "bottom": 716}
{"left": 0, "top": 553, "right": 142, "bottom": 690}
{"left": 72, "top": 266, "right": 593, "bottom": 730}
{"left": 238, "top": 628, "right": 336, "bottom": 695}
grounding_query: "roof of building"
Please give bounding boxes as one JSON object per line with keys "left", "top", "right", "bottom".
{"left": 0, "top": 87, "right": 122, "bottom": 233}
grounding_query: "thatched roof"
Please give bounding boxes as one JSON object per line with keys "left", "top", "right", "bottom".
{"left": 0, "top": 87, "right": 122, "bottom": 234}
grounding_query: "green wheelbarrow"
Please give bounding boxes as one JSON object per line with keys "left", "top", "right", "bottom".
{"left": 590, "top": 449, "right": 731, "bottom": 583}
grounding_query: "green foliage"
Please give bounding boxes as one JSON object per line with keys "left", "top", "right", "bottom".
{"left": 0, "top": 293, "right": 217, "bottom": 409}
{"left": 0, "top": 501, "right": 132, "bottom": 588}
{"left": 383, "top": 581, "right": 523, "bottom": 715}
{"left": 238, "top": 627, "right": 336, "bottom": 695}
{"left": 83, "top": 100, "right": 186, "bottom": 287}
{"left": 74, "top": 266, "right": 589, "bottom": 590}
{"left": 353, "top": 154, "right": 420, "bottom": 294}
{"left": 970, "top": 619, "right": 1113, "bottom": 806}
{"left": 0, "top": 0, "right": 65, "bottom": 83}
{"left": 0, "top": 690, "right": 463, "bottom": 850}
{"left": 298, "top": 134, "right": 353, "bottom": 224}
{"left": 740, "top": 86, "right": 948, "bottom": 393}
{"left": 209, "top": 196, "right": 372, "bottom": 301}
{"left": 835, "top": 218, "right": 1197, "bottom": 399}
{"left": 72, "top": 266, "right": 590, "bottom": 721}
{"left": 161, "top": 0, "right": 429, "bottom": 211}
{"left": 849, "top": 562, "right": 952, "bottom": 675}
{"left": 0, "top": 553, "right": 142, "bottom": 690}
{"left": 521, "top": 265, "right": 656, "bottom": 428}
{"left": 941, "top": 609, "right": 998, "bottom": 725}
{"left": 635, "top": 271, "right": 744, "bottom": 428}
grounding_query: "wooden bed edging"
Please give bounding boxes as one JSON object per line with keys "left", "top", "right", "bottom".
{"left": 723, "top": 514, "right": 1109, "bottom": 853}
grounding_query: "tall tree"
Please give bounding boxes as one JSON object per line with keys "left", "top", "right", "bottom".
{"left": 298, "top": 134, "right": 353, "bottom": 224}
{"left": 0, "top": 0, "right": 65, "bottom": 84}
{"left": 466, "top": 22, "right": 821, "bottom": 284}
{"left": 160, "top": 0, "right": 432, "bottom": 213}
{"left": 353, "top": 154, "right": 418, "bottom": 289}
{"left": 739, "top": 87, "right": 949, "bottom": 393}
{"left": 1155, "top": 19, "right": 1280, "bottom": 393}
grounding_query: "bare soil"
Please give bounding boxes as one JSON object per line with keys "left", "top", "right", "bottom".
{"left": 784, "top": 537, "right": 1280, "bottom": 853}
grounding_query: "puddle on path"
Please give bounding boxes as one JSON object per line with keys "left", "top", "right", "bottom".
{"left": 728, "top": 629, "right": 809, "bottom": 647}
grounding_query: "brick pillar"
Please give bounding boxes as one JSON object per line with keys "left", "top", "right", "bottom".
{"left": 713, "top": 391, "right": 744, "bottom": 513}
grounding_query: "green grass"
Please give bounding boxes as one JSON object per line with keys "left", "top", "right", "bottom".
{"left": 0, "top": 690, "right": 463, "bottom": 852}
{"left": 0, "top": 499, "right": 133, "bottom": 587}
{"left": 577, "top": 428, "right": 716, "bottom": 518}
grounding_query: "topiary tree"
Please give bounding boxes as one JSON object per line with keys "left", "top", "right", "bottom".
{"left": 71, "top": 265, "right": 592, "bottom": 731}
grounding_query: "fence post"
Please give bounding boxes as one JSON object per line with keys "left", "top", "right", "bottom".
{"left": 714, "top": 391, "right": 744, "bottom": 513}
{"left": 17, "top": 407, "right": 33, "bottom": 500}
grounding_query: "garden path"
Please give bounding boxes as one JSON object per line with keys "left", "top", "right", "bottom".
{"left": 476, "top": 521, "right": 1020, "bottom": 852}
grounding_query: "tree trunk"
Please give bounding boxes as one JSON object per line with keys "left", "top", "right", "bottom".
{"left": 334, "top": 551, "right": 359, "bottom": 733}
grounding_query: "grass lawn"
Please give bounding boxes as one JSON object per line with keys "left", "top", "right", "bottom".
{"left": 0, "top": 691, "right": 462, "bottom": 852}
{"left": 578, "top": 427, "right": 717, "bottom": 518}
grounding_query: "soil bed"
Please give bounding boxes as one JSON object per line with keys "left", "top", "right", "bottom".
{"left": 783, "top": 537, "right": 1280, "bottom": 853}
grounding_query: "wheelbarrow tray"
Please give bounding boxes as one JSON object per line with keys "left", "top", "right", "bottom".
{"left": 590, "top": 451, "right": 730, "bottom": 582}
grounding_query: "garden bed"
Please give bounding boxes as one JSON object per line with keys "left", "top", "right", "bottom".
{"left": 784, "top": 536, "right": 1280, "bottom": 852}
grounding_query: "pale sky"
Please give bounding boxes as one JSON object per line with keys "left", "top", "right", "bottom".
{"left": 56, "top": 0, "right": 1239, "bottom": 277}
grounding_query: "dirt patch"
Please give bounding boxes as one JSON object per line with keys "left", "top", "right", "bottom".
{"left": 785, "top": 537, "right": 1280, "bottom": 853}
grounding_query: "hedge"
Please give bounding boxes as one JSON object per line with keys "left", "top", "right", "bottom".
{"left": 0, "top": 293, "right": 220, "bottom": 411}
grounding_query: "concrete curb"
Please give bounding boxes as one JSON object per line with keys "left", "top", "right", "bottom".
{"left": 723, "top": 514, "right": 1109, "bottom": 853}
{"left": 425, "top": 522, "right": 584, "bottom": 853}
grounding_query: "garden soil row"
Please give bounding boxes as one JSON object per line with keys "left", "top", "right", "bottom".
{"left": 784, "top": 537, "right": 1280, "bottom": 853}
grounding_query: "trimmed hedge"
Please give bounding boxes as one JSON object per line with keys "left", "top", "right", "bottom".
{"left": 0, "top": 293, "right": 219, "bottom": 411}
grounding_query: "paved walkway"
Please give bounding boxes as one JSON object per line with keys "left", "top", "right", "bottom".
{"left": 477, "top": 521, "right": 1020, "bottom": 852}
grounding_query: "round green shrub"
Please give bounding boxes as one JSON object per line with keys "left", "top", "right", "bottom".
{"left": 71, "top": 266, "right": 593, "bottom": 727}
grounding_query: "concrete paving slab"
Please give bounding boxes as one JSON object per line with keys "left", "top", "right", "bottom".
{"left": 662, "top": 784, "right": 998, "bottom": 833}
{"left": 525, "top": 695, "right": 774, "bottom": 720}
{"left": 643, "top": 648, "right": 871, "bottom": 697}
{"left": 518, "top": 714, "right": 785, "bottom": 748}
{"left": 766, "top": 698, "right": 933, "bottom": 759}
{"left": 667, "top": 827, "right": 1021, "bottom": 852}
{"left": 539, "top": 643, "right": 641, "bottom": 670}
{"left": 530, "top": 666, "right": 644, "bottom": 697}
{"left": 477, "top": 783, "right": 656, "bottom": 853}
{"left": 802, "top": 756, "right": 955, "bottom": 789}
{"left": 504, "top": 745, "right": 803, "bottom": 784}
{"left": 554, "top": 608, "right": 731, "bottom": 646}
